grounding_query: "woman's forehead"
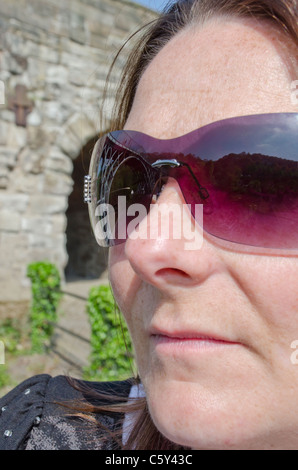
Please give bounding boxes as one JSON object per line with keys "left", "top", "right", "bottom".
{"left": 124, "top": 18, "right": 297, "bottom": 139}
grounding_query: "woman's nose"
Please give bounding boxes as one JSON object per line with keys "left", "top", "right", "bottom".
{"left": 124, "top": 178, "right": 222, "bottom": 289}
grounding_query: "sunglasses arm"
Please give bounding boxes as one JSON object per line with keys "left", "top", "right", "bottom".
{"left": 151, "top": 159, "right": 209, "bottom": 201}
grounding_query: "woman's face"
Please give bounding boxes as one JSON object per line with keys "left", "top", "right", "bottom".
{"left": 109, "top": 17, "right": 298, "bottom": 449}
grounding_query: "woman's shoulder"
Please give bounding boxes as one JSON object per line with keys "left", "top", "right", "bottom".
{"left": 0, "top": 374, "right": 134, "bottom": 450}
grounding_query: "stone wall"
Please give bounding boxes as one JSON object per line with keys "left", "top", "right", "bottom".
{"left": 0, "top": 0, "right": 157, "bottom": 301}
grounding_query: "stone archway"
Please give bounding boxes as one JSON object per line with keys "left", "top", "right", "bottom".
{"left": 0, "top": 0, "right": 157, "bottom": 302}
{"left": 65, "top": 136, "right": 108, "bottom": 280}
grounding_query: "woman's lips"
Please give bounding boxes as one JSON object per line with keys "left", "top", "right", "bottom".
{"left": 150, "top": 328, "right": 242, "bottom": 352}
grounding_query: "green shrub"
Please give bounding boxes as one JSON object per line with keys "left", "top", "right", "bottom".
{"left": 0, "top": 319, "right": 22, "bottom": 355}
{"left": 27, "top": 261, "right": 62, "bottom": 353}
{"left": 0, "top": 365, "right": 10, "bottom": 389}
{"left": 84, "top": 284, "right": 136, "bottom": 382}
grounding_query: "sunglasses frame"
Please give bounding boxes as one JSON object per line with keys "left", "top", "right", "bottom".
{"left": 84, "top": 112, "right": 298, "bottom": 255}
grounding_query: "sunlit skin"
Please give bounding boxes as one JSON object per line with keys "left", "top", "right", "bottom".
{"left": 109, "top": 17, "right": 298, "bottom": 450}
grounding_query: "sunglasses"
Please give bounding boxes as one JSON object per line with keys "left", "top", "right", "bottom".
{"left": 84, "top": 113, "right": 298, "bottom": 251}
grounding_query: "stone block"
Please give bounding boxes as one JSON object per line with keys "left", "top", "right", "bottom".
{"left": 0, "top": 232, "right": 30, "bottom": 266}
{"left": 0, "top": 276, "right": 30, "bottom": 302}
{"left": 59, "top": 49, "right": 82, "bottom": 70}
{"left": 37, "top": 44, "right": 60, "bottom": 64}
{"left": 51, "top": 239, "right": 68, "bottom": 268}
{"left": 69, "top": 10, "right": 86, "bottom": 45}
{"left": 69, "top": 112, "right": 98, "bottom": 143}
{"left": 7, "top": 75, "right": 32, "bottom": 98}
{"left": 0, "top": 121, "right": 9, "bottom": 146}
{"left": 59, "top": 38, "right": 87, "bottom": 58}
{"left": 42, "top": 147, "right": 73, "bottom": 175}
{"left": 0, "top": 147, "right": 18, "bottom": 168}
{"left": 26, "top": 127, "right": 48, "bottom": 153}
{"left": 0, "top": 175, "right": 8, "bottom": 190}
{"left": 91, "top": 0, "right": 119, "bottom": 17}
{"left": 27, "top": 231, "right": 52, "bottom": 250}
{"left": 46, "top": 65, "right": 69, "bottom": 85}
{"left": 79, "top": 84, "right": 104, "bottom": 105}
{"left": 0, "top": 167, "right": 8, "bottom": 177}
{"left": 4, "top": 30, "right": 35, "bottom": 58}
{"left": 52, "top": 213, "right": 67, "bottom": 233}
{"left": 27, "top": 233, "right": 66, "bottom": 265}
{"left": 0, "top": 110, "right": 15, "bottom": 123}
{"left": 53, "top": 86, "right": 79, "bottom": 114}
{"left": 59, "top": 50, "right": 101, "bottom": 79}
{"left": 0, "top": 192, "right": 29, "bottom": 212}
{"left": 10, "top": 170, "right": 44, "bottom": 194}
{"left": 6, "top": 123, "right": 27, "bottom": 149}
{"left": 8, "top": 17, "right": 41, "bottom": 44}
{"left": 68, "top": 64, "right": 103, "bottom": 88}
{"left": 2, "top": 50, "right": 28, "bottom": 75}
{"left": 88, "top": 24, "right": 113, "bottom": 44}
{"left": 18, "top": 147, "right": 44, "bottom": 173}
{"left": 84, "top": 3, "right": 114, "bottom": 30}
{"left": 56, "top": 126, "right": 82, "bottom": 160}
{"left": 3, "top": 0, "right": 70, "bottom": 38}
{"left": 43, "top": 82, "right": 62, "bottom": 101}
{"left": 114, "top": 8, "right": 143, "bottom": 32}
{"left": 43, "top": 170, "right": 73, "bottom": 196}
{"left": 57, "top": 112, "right": 98, "bottom": 159}
{"left": 0, "top": 209, "right": 21, "bottom": 232}
{"left": 26, "top": 109, "right": 42, "bottom": 127}
{"left": 41, "top": 101, "right": 68, "bottom": 125}
{"left": 29, "top": 240, "right": 67, "bottom": 267}
{"left": 27, "top": 57, "right": 47, "bottom": 89}
{"left": 21, "top": 215, "right": 53, "bottom": 235}
{"left": 30, "top": 194, "right": 68, "bottom": 214}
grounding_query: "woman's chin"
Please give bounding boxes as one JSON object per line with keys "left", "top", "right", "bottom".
{"left": 145, "top": 379, "right": 276, "bottom": 450}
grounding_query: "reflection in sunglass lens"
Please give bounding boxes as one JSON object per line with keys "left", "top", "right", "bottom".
{"left": 105, "top": 156, "right": 159, "bottom": 243}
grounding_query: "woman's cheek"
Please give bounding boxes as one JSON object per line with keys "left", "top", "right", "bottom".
{"left": 108, "top": 246, "right": 140, "bottom": 318}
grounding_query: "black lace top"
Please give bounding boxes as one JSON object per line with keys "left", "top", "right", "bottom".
{"left": 0, "top": 374, "right": 133, "bottom": 450}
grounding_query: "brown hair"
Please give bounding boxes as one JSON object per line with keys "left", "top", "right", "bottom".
{"left": 79, "top": 0, "right": 298, "bottom": 450}
{"left": 107, "top": 0, "right": 298, "bottom": 133}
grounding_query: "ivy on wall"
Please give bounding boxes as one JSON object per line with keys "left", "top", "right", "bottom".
{"left": 27, "top": 261, "right": 62, "bottom": 353}
{"left": 84, "top": 284, "right": 136, "bottom": 382}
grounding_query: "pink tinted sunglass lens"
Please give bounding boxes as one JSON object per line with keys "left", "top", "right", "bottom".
{"left": 89, "top": 113, "right": 298, "bottom": 249}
